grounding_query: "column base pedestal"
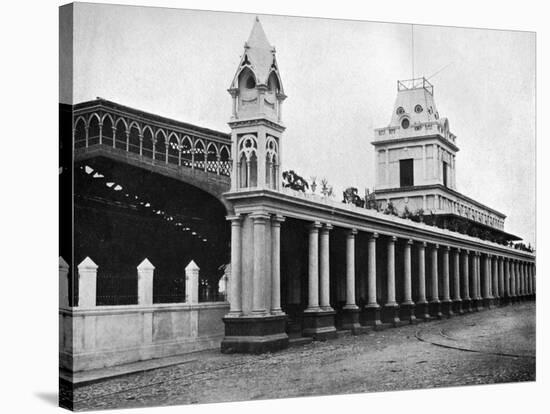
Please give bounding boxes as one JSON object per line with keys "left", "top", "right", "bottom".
{"left": 302, "top": 309, "right": 338, "bottom": 340}
{"left": 415, "top": 301, "right": 431, "bottom": 321}
{"left": 429, "top": 300, "right": 443, "bottom": 319}
{"left": 461, "top": 298, "right": 472, "bottom": 313}
{"left": 382, "top": 303, "right": 406, "bottom": 327}
{"left": 441, "top": 300, "right": 454, "bottom": 317}
{"left": 473, "top": 298, "right": 484, "bottom": 312}
{"left": 338, "top": 306, "right": 367, "bottom": 334}
{"left": 452, "top": 299, "right": 463, "bottom": 315}
{"left": 399, "top": 302, "right": 417, "bottom": 324}
{"left": 221, "top": 314, "right": 289, "bottom": 354}
{"left": 482, "top": 297, "right": 495, "bottom": 309}
{"left": 363, "top": 304, "right": 388, "bottom": 330}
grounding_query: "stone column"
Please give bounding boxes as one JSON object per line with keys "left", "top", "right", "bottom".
{"left": 521, "top": 262, "right": 529, "bottom": 299}
{"left": 319, "top": 223, "right": 333, "bottom": 310}
{"left": 510, "top": 259, "right": 517, "bottom": 302}
{"left": 185, "top": 260, "right": 200, "bottom": 304}
{"left": 271, "top": 215, "right": 285, "bottom": 314}
{"left": 59, "top": 257, "right": 70, "bottom": 308}
{"left": 303, "top": 221, "right": 337, "bottom": 339}
{"left": 498, "top": 257, "right": 505, "bottom": 303}
{"left": 227, "top": 215, "right": 243, "bottom": 316}
{"left": 137, "top": 258, "right": 155, "bottom": 305}
{"left": 508, "top": 257, "right": 512, "bottom": 304}
{"left": 482, "top": 254, "right": 494, "bottom": 308}
{"left": 477, "top": 252, "right": 484, "bottom": 310}
{"left": 441, "top": 246, "right": 453, "bottom": 316}
{"left": 399, "top": 239, "right": 416, "bottom": 324}
{"left": 461, "top": 250, "right": 472, "bottom": 312}
{"left": 416, "top": 242, "right": 430, "bottom": 320}
{"left": 77, "top": 257, "right": 98, "bottom": 308}
{"left": 452, "top": 249, "right": 463, "bottom": 314}
{"left": 251, "top": 213, "right": 270, "bottom": 314}
{"left": 365, "top": 233, "right": 382, "bottom": 327}
{"left": 306, "top": 222, "right": 321, "bottom": 311}
{"left": 342, "top": 229, "right": 362, "bottom": 331}
{"left": 429, "top": 244, "right": 442, "bottom": 319}
{"left": 382, "top": 236, "right": 401, "bottom": 326}
{"left": 492, "top": 256, "right": 499, "bottom": 305}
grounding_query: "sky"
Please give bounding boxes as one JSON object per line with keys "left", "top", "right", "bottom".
{"left": 68, "top": 2, "right": 536, "bottom": 246}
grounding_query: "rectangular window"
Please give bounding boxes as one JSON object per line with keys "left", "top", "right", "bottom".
{"left": 442, "top": 161, "right": 448, "bottom": 187}
{"left": 399, "top": 158, "right": 414, "bottom": 187}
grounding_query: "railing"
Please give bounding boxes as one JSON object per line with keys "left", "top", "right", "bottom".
{"left": 96, "top": 272, "right": 138, "bottom": 306}
{"left": 63, "top": 257, "right": 228, "bottom": 308}
{"left": 73, "top": 107, "right": 232, "bottom": 177}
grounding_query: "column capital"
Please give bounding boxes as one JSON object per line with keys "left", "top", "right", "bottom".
{"left": 309, "top": 221, "right": 322, "bottom": 231}
{"left": 432, "top": 243, "right": 439, "bottom": 250}
{"left": 369, "top": 232, "right": 379, "bottom": 240}
{"left": 444, "top": 245, "right": 451, "bottom": 251}
{"left": 455, "top": 247, "right": 461, "bottom": 253}
{"left": 226, "top": 214, "right": 243, "bottom": 224}
{"left": 388, "top": 235, "right": 397, "bottom": 242}
{"left": 347, "top": 228, "right": 358, "bottom": 237}
{"left": 322, "top": 222, "right": 333, "bottom": 231}
{"left": 421, "top": 241, "right": 428, "bottom": 248}
{"left": 406, "top": 239, "right": 413, "bottom": 245}
{"left": 271, "top": 214, "right": 285, "bottom": 225}
{"left": 250, "top": 212, "right": 271, "bottom": 223}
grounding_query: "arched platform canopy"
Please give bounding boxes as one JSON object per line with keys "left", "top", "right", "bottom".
{"left": 74, "top": 156, "right": 230, "bottom": 301}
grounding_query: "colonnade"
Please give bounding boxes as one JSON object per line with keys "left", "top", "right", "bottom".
{"left": 222, "top": 213, "right": 536, "bottom": 353}
{"left": 295, "top": 222, "right": 536, "bottom": 332}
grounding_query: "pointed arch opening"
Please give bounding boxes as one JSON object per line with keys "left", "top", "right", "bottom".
{"left": 88, "top": 114, "right": 101, "bottom": 146}
{"left": 194, "top": 140, "right": 206, "bottom": 170}
{"left": 129, "top": 124, "right": 140, "bottom": 154}
{"left": 74, "top": 117, "right": 87, "bottom": 149}
{"left": 142, "top": 127, "right": 153, "bottom": 158}
{"left": 206, "top": 143, "right": 218, "bottom": 173}
{"left": 181, "top": 136, "right": 193, "bottom": 167}
{"left": 154, "top": 130, "right": 166, "bottom": 162}
{"left": 219, "top": 145, "right": 231, "bottom": 176}
{"left": 167, "top": 133, "right": 180, "bottom": 165}
{"left": 115, "top": 119, "right": 128, "bottom": 150}
{"left": 102, "top": 115, "right": 114, "bottom": 147}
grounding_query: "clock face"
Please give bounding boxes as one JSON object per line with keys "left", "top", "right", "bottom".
{"left": 401, "top": 118, "right": 410, "bottom": 129}
{"left": 396, "top": 106, "right": 405, "bottom": 115}
{"left": 415, "top": 104, "right": 423, "bottom": 113}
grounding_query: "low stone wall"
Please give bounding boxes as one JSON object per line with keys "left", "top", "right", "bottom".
{"left": 59, "top": 302, "right": 229, "bottom": 372}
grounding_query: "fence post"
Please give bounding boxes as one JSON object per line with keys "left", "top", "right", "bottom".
{"left": 137, "top": 258, "right": 155, "bottom": 305}
{"left": 185, "top": 260, "right": 200, "bottom": 304}
{"left": 78, "top": 257, "right": 98, "bottom": 308}
{"left": 59, "top": 256, "right": 70, "bottom": 308}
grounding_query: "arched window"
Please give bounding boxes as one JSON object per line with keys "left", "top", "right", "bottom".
{"left": 167, "top": 133, "right": 179, "bottom": 165}
{"left": 102, "top": 115, "right": 113, "bottom": 147}
{"left": 142, "top": 127, "right": 153, "bottom": 159}
{"left": 238, "top": 134, "right": 258, "bottom": 188}
{"left": 115, "top": 119, "right": 127, "bottom": 150}
{"left": 267, "top": 72, "right": 280, "bottom": 93}
{"left": 194, "top": 140, "right": 205, "bottom": 170}
{"left": 154, "top": 130, "right": 166, "bottom": 162}
{"left": 206, "top": 143, "right": 218, "bottom": 173}
{"left": 239, "top": 152, "right": 248, "bottom": 188}
{"left": 181, "top": 136, "right": 193, "bottom": 167}
{"left": 249, "top": 152, "right": 257, "bottom": 187}
{"left": 129, "top": 124, "right": 140, "bottom": 154}
{"left": 88, "top": 115, "right": 100, "bottom": 146}
{"left": 74, "top": 117, "right": 86, "bottom": 149}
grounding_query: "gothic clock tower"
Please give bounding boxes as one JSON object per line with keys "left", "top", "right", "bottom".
{"left": 227, "top": 17, "right": 286, "bottom": 192}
